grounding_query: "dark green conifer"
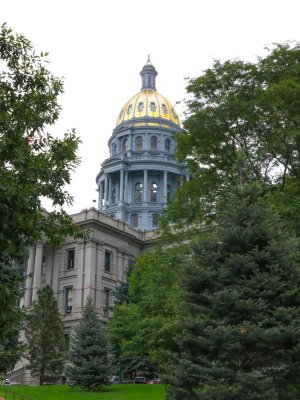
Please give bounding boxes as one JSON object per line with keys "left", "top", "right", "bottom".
{"left": 67, "top": 298, "right": 111, "bottom": 390}
{"left": 25, "top": 285, "right": 65, "bottom": 385}
{"left": 165, "top": 185, "right": 300, "bottom": 400}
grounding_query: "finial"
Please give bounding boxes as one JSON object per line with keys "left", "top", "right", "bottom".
{"left": 147, "top": 55, "right": 151, "bottom": 65}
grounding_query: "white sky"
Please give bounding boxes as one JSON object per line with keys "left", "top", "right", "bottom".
{"left": 2, "top": 0, "right": 300, "bottom": 213}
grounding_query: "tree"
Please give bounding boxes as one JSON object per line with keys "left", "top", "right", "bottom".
{"left": 108, "top": 246, "right": 188, "bottom": 369}
{"left": 0, "top": 24, "right": 83, "bottom": 372}
{"left": 25, "top": 285, "right": 65, "bottom": 385}
{"left": 0, "top": 255, "right": 25, "bottom": 375}
{"left": 164, "top": 185, "right": 300, "bottom": 400}
{"left": 162, "top": 42, "right": 300, "bottom": 233}
{"left": 67, "top": 298, "right": 111, "bottom": 391}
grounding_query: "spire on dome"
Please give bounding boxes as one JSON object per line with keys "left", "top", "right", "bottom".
{"left": 140, "top": 56, "right": 158, "bottom": 90}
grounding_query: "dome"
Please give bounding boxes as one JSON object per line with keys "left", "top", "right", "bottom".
{"left": 116, "top": 89, "right": 180, "bottom": 127}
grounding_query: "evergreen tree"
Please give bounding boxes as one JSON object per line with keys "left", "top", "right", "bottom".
{"left": 67, "top": 298, "right": 111, "bottom": 391}
{"left": 25, "top": 285, "right": 65, "bottom": 385}
{"left": 165, "top": 185, "right": 300, "bottom": 400}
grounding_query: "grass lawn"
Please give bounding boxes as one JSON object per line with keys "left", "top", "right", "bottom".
{"left": 0, "top": 384, "right": 165, "bottom": 400}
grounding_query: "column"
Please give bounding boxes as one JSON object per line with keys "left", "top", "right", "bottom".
{"left": 104, "top": 174, "right": 108, "bottom": 208}
{"left": 99, "top": 181, "right": 103, "bottom": 210}
{"left": 186, "top": 174, "right": 190, "bottom": 182}
{"left": 119, "top": 170, "right": 124, "bottom": 204}
{"left": 163, "top": 171, "right": 168, "bottom": 204}
{"left": 108, "top": 175, "right": 112, "bottom": 205}
{"left": 32, "top": 242, "right": 43, "bottom": 303}
{"left": 143, "top": 170, "right": 148, "bottom": 203}
{"left": 24, "top": 246, "right": 36, "bottom": 308}
{"left": 124, "top": 171, "right": 129, "bottom": 203}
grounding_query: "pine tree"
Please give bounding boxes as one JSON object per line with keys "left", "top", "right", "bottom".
{"left": 25, "top": 285, "right": 65, "bottom": 385}
{"left": 67, "top": 298, "right": 111, "bottom": 390}
{"left": 165, "top": 185, "right": 300, "bottom": 400}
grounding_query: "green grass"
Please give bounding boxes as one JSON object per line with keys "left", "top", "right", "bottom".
{"left": 0, "top": 384, "right": 165, "bottom": 400}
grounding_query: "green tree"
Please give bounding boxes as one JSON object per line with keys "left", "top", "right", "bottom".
{"left": 165, "top": 185, "right": 300, "bottom": 400}
{"left": 108, "top": 246, "right": 187, "bottom": 368}
{"left": 0, "top": 255, "right": 25, "bottom": 375}
{"left": 162, "top": 42, "right": 300, "bottom": 232}
{"left": 25, "top": 285, "right": 65, "bottom": 385}
{"left": 0, "top": 24, "right": 82, "bottom": 372}
{"left": 67, "top": 298, "right": 111, "bottom": 391}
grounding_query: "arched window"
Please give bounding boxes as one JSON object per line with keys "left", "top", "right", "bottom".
{"left": 134, "top": 182, "right": 143, "bottom": 203}
{"left": 111, "top": 188, "right": 116, "bottom": 204}
{"left": 165, "top": 138, "right": 171, "bottom": 153}
{"left": 150, "top": 102, "right": 156, "bottom": 112}
{"left": 112, "top": 142, "right": 117, "bottom": 155}
{"left": 131, "top": 213, "right": 139, "bottom": 228}
{"left": 135, "top": 136, "right": 143, "bottom": 151}
{"left": 150, "top": 136, "right": 157, "bottom": 151}
{"left": 137, "top": 102, "right": 144, "bottom": 112}
{"left": 152, "top": 213, "right": 160, "bottom": 227}
{"left": 150, "top": 182, "right": 158, "bottom": 203}
{"left": 121, "top": 138, "right": 129, "bottom": 153}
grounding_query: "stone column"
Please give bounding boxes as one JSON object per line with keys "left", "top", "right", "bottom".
{"left": 32, "top": 242, "right": 43, "bottom": 303}
{"left": 186, "top": 174, "right": 190, "bottom": 182}
{"left": 104, "top": 174, "right": 108, "bottom": 208}
{"left": 24, "top": 246, "right": 36, "bottom": 308}
{"left": 163, "top": 171, "right": 168, "bottom": 204}
{"left": 119, "top": 170, "right": 124, "bottom": 203}
{"left": 143, "top": 170, "right": 148, "bottom": 203}
{"left": 108, "top": 175, "right": 112, "bottom": 205}
{"left": 99, "top": 181, "right": 103, "bottom": 210}
{"left": 124, "top": 171, "right": 129, "bottom": 203}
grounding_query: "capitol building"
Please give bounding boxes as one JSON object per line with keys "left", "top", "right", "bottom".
{"left": 12, "top": 59, "right": 187, "bottom": 384}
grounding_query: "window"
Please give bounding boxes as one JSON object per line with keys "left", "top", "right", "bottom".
{"left": 150, "top": 182, "right": 158, "bottom": 203}
{"left": 112, "top": 188, "right": 116, "bottom": 204}
{"left": 131, "top": 213, "right": 139, "bottom": 228}
{"left": 134, "top": 182, "right": 143, "bottom": 203}
{"left": 135, "top": 136, "right": 143, "bottom": 151}
{"left": 162, "top": 104, "right": 167, "bottom": 114}
{"left": 137, "top": 102, "right": 144, "bottom": 112}
{"left": 104, "top": 250, "right": 112, "bottom": 273}
{"left": 67, "top": 249, "right": 75, "bottom": 270}
{"left": 150, "top": 102, "right": 156, "bottom": 112}
{"left": 127, "top": 104, "right": 133, "bottom": 114}
{"left": 64, "top": 286, "right": 73, "bottom": 314}
{"left": 103, "top": 288, "right": 111, "bottom": 315}
{"left": 150, "top": 136, "right": 158, "bottom": 151}
{"left": 41, "top": 255, "right": 46, "bottom": 276}
{"left": 152, "top": 213, "right": 160, "bottom": 227}
{"left": 165, "top": 138, "right": 171, "bottom": 153}
{"left": 121, "top": 138, "right": 129, "bottom": 153}
{"left": 167, "top": 183, "right": 173, "bottom": 202}
{"left": 112, "top": 142, "right": 117, "bottom": 155}
{"left": 172, "top": 108, "right": 177, "bottom": 118}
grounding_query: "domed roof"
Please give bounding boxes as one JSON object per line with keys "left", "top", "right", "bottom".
{"left": 116, "top": 89, "right": 180, "bottom": 127}
{"left": 116, "top": 58, "right": 180, "bottom": 128}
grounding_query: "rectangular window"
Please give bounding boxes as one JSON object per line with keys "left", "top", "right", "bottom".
{"left": 103, "top": 288, "right": 111, "bottom": 315}
{"left": 41, "top": 255, "right": 46, "bottom": 276}
{"left": 104, "top": 250, "right": 112, "bottom": 273}
{"left": 64, "top": 286, "right": 73, "bottom": 314}
{"left": 67, "top": 249, "right": 75, "bottom": 270}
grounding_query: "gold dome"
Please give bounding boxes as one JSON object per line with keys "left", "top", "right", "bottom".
{"left": 116, "top": 89, "right": 180, "bottom": 127}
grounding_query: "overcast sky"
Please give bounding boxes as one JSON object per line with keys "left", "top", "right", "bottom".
{"left": 2, "top": 0, "right": 300, "bottom": 213}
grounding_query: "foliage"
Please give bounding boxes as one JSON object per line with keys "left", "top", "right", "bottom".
{"left": 25, "top": 285, "right": 65, "bottom": 385}
{"left": 164, "top": 185, "right": 300, "bottom": 400}
{"left": 0, "top": 254, "right": 25, "bottom": 375}
{"left": 108, "top": 246, "right": 188, "bottom": 368}
{"left": 67, "top": 298, "right": 111, "bottom": 391}
{"left": 0, "top": 24, "right": 84, "bottom": 372}
{"left": 0, "top": 24, "right": 83, "bottom": 255}
{"left": 0, "top": 384, "right": 165, "bottom": 400}
{"left": 162, "top": 42, "right": 300, "bottom": 231}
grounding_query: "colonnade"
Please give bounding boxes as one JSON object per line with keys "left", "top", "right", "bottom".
{"left": 24, "top": 241, "right": 44, "bottom": 308}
